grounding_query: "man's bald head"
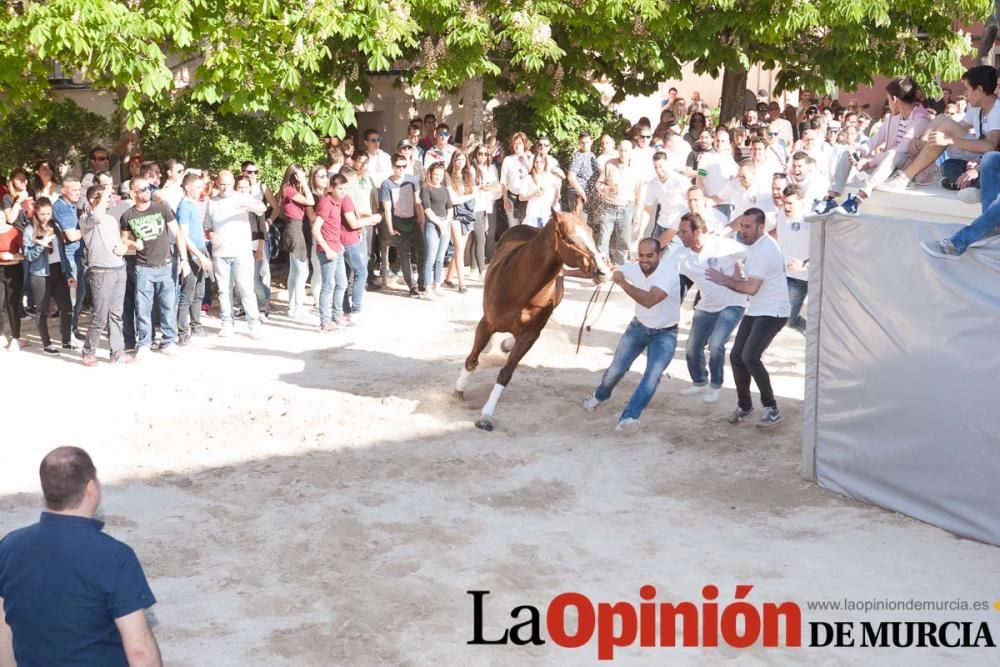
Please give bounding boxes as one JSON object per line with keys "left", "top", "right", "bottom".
{"left": 638, "top": 238, "right": 661, "bottom": 255}
{"left": 40, "top": 447, "right": 97, "bottom": 511}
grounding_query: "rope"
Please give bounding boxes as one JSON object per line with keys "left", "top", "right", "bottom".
{"left": 575, "top": 281, "right": 615, "bottom": 353}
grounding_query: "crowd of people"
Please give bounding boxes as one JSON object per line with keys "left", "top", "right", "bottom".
{"left": 1, "top": 71, "right": 998, "bottom": 427}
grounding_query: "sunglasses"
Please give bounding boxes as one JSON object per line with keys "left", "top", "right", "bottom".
{"left": 768, "top": 132, "right": 779, "bottom": 137}
{"left": 94, "top": 155, "right": 109, "bottom": 162}
{"left": 640, "top": 135, "right": 652, "bottom": 139}
{"left": 393, "top": 164, "right": 407, "bottom": 169}
{"left": 316, "top": 172, "right": 329, "bottom": 178}
{"left": 438, "top": 131, "right": 450, "bottom": 137}
{"left": 368, "top": 137, "right": 382, "bottom": 143}
{"left": 401, "top": 145, "right": 413, "bottom": 150}
{"left": 244, "top": 169, "right": 259, "bottom": 174}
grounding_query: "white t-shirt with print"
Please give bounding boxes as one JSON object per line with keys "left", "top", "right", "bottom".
{"left": 677, "top": 235, "right": 748, "bottom": 313}
{"left": 775, "top": 212, "right": 811, "bottom": 280}
{"left": 743, "top": 233, "right": 790, "bottom": 317}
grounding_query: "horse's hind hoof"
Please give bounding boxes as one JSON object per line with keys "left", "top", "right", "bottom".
{"left": 475, "top": 418, "right": 494, "bottom": 432}
{"left": 500, "top": 336, "right": 515, "bottom": 353}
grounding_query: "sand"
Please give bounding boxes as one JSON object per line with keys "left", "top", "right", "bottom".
{"left": 1, "top": 274, "right": 996, "bottom": 666}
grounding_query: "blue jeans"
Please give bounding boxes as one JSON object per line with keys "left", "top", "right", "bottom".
{"left": 598, "top": 203, "right": 633, "bottom": 264}
{"left": 422, "top": 223, "right": 449, "bottom": 286}
{"left": 685, "top": 305, "right": 745, "bottom": 388}
{"left": 135, "top": 264, "right": 177, "bottom": 349}
{"left": 341, "top": 239, "right": 368, "bottom": 315}
{"left": 255, "top": 238, "right": 271, "bottom": 313}
{"left": 70, "top": 249, "right": 86, "bottom": 331}
{"left": 595, "top": 318, "right": 678, "bottom": 420}
{"left": 287, "top": 255, "right": 308, "bottom": 315}
{"left": 786, "top": 277, "right": 808, "bottom": 334}
{"left": 950, "top": 150, "right": 1000, "bottom": 253}
{"left": 318, "top": 249, "right": 347, "bottom": 325}
{"left": 214, "top": 255, "right": 260, "bottom": 328}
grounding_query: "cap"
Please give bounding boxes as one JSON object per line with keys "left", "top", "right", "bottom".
{"left": 397, "top": 139, "right": 415, "bottom": 149}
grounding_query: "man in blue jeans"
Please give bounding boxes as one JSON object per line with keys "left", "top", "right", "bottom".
{"left": 583, "top": 237, "right": 681, "bottom": 432}
{"left": 52, "top": 177, "right": 86, "bottom": 340}
{"left": 676, "top": 212, "right": 747, "bottom": 404}
{"left": 922, "top": 150, "right": 1000, "bottom": 259}
{"left": 119, "top": 176, "right": 190, "bottom": 358}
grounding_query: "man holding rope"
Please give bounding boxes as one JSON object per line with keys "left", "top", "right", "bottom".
{"left": 582, "top": 237, "right": 680, "bottom": 432}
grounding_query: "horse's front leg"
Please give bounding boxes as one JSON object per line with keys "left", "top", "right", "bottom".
{"left": 475, "top": 326, "right": 543, "bottom": 432}
{"left": 456, "top": 318, "right": 494, "bottom": 399}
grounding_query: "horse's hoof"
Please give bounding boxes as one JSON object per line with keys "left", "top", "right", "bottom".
{"left": 500, "top": 336, "right": 515, "bottom": 353}
{"left": 475, "top": 418, "right": 494, "bottom": 432}
{"left": 455, "top": 390, "right": 465, "bottom": 400}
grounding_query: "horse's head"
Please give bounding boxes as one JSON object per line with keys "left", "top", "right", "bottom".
{"left": 551, "top": 209, "right": 611, "bottom": 284}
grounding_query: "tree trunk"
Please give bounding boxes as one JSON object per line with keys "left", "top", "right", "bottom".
{"left": 719, "top": 64, "right": 749, "bottom": 127}
{"left": 466, "top": 76, "right": 485, "bottom": 141}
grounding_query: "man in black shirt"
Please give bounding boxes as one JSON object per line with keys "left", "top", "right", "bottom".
{"left": 119, "top": 177, "right": 190, "bottom": 358}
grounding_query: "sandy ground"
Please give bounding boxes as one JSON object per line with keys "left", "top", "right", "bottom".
{"left": 1, "top": 272, "right": 997, "bottom": 667}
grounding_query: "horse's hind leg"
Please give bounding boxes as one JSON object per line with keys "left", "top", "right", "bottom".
{"left": 456, "top": 318, "right": 493, "bottom": 398}
{"left": 475, "top": 327, "right": 542, "bottom": 432}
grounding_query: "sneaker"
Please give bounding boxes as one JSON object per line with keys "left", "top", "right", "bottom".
{"left": 366, "top": 281, "right": 382, "bottom": 291}
{"left": 200, "top": 303, "right": 210, "bottom": 313}
{"left": 320, "top": 321, "right": 340, "bottom": 332}
{"left": 757, "top": 406, "right": 783, "bottom": 427}
{"left": 835, "top": 194, "right": 861, "bottom": 216}
{"left": 177, "top": 333, "right": 191, "bottom": 346}
{"left": 432, "top": 286, "right": 446, "bottom": 297}
{"left": 7, "top": 339, "right": 23, "bottom": 353}
{"left": 193, "top": 326, "right": 209, "bottom": 337}
{"left": 615, "top": 417, "right": 641, "bottom": 432}
{"left": 409, "top": 287, "right": 421, "bottom": 298}
{"left": 62, "top": 342, "right": 79, "bottom": 351}
{"left": 939, "top": 177, "right": 960, "bottom": 191}
{"left": 43, "top": 344, "right": 61, "bottom": 356}
{"left": 110, "top": 353, "right": 136, "bottom": 365}
{"left": 875, "top": 170, "right": 911, "bottom": 192}
{"left": 348, "top": 312, "right": 361, "bottom": 325}
{"left": 727, "top": 407, "right": 754, "bottom": 424}
{"left": 132, "top": 347, "right": 147, "bottom": 361}
{"left": 812, "top": 197, "right": 839, "bottom": 216}
{"left": 159, "top": 344, "right": 180, "bottom": 356}
{"left": 582, "top": 394, "right": 601, "bottom": 412}
{"left": 218, "top": 325, "right": 234, "bottom": 337}
{"left": 920, "top": 239, "right": 962, "bottom": 260}
{"left": 957, "top": 187, "right": 982, "bottom": 204}
{"left": 702, "top": 387, "right": 721, "bottom": 404}
{"left": 249, "top": 328, "right": 264, "bottom": 340}
{"left": 680, "top": 385, "right": 706, "bottom": 397}
{"left": 82, "top": 353, "right": 98, "bottom": 367}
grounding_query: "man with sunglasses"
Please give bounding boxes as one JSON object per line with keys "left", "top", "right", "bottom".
{"left": 362, "top": 129, "right": 393, "bottom": 188}
{"left": 119, "top": 177, "right": 190, "bottom": 358}
{"left": 631, "top": 126, "right": 657, "bottom": 180}
{"left": 423, "top": 123, "right": 457, "bottom": 168}
{"left": 405, "top": 120, "right": 426, "bottom": 164}
{"left": 379, "top": 154, "right": 424, "bottom": 296}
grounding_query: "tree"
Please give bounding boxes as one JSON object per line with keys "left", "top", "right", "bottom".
{"left": 0, "top": 97, "right": 111, "bottom": 175}
{"left": 0, "top": 0, "right": 992, "bottom": 142}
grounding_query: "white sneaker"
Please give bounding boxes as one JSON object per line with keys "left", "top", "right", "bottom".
{"left": 433, "top": 286, "right": 446, "bottom": 297}
{"left": 159, "top": 343, "right": 181, "bottom": 356}
{"left": 7, "top": 339, "right": 20, "bottom": 353}
{"left": 702, "top": 387, "right": 721, "bottom": 403}
{"left": 582, "top": 394, "right": 600, "bottom": 412}
{"left": 615, "top": 417, "right": 641, "bottom": 432}
{"left": 218, "top": 325, "right": 234, "bottom": 337}
{"left": 249, "top": 328, "right": 264, "bottom": 340}
{"left": 680, "top": 385, "right": 705, "bottom": 397}
{"left": 875, "top": 170, "right": 911, "bottom": 193}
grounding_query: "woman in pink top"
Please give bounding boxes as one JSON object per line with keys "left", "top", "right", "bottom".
{"left": 311, "top": 173, "right": 350, "bottom": 331}
{"left": 278, "top": 164, "right": 315, "bottom": 319}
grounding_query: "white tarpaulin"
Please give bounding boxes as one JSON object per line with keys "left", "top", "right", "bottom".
{"left": 802, "top": 196, "right": 1000, "bottom": 546}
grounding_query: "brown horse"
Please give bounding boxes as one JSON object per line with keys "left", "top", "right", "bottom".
{"left": 455, "top": 210, "right": 610, "bottom": 431}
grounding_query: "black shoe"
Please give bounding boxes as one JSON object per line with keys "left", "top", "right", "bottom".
{"left": 43, "top": 344, "right": 61, "bottom": 355}
{"left": 418, "top": 284, "right": 427, "bottom": 292}
{"left": 366, "top": 281, "right": 382, "bottom": 291}
{"left": 409, "top": 287, "right": 420, "bottom": 298}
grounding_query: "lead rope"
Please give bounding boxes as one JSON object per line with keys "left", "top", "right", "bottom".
{"left": 575, "top": 282, "right": 615, "bottom": 353}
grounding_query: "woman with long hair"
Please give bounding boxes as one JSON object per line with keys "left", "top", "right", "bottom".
{"left": 23, "top": 197, "right": 73, "bottom": 354}
{"left": 519, "top": 152, "right": 559, "bottom": 228}
{"left": 278, "top": 163, "right": 315, "bottom": 319}
{"left": 0, "top": 187, "right": 26, "bottom": 351}
{"left": 500, "top": 132, "right": 532, "bottom": 227}
{"left": 420, "top": 162, "right": 453, "bottom": 297}
{"left": 443, "top": 150, "right": 476, "bottom": 292}
{"left": 684, "top": 113, "right": 708, "bottom": 149}
{"left": 33, "top": 160, "right": 59, "bottom": 199}
{"left": 311, "top": 172, "right": 349, "bottom": 331}
{"left": 468, "top": 142, "right": 501, "bottom": 272}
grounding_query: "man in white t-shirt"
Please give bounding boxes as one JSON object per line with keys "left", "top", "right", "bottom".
{"left": 707, "top": 207, "right": 790, "bottom": 427}
{"left": 642, "top": 152, "right": 690, "bottom": 249}
{"left": 675, "top": 212, "right": 747, "bottom": 404}
{"left": 774, "top": 185, "right": 810, "bottom": 335}
{"left": 153, "top": 159, "right": 185, "bottom": 213}
{"left": 687, "top": 186, "right": 731, "bottom": 236}
{"left": 205, "top": 170, "right": 268, "bottom": 338}
{"left": 787, "top": 151, "right": 829, "bottom": 209}
{"left": 715, "top": 160, "right": 760, "bottom": 223}
{"left": 696, "top": 128, "right": 738, "bottom": 215}
{"left": 583, "top": 237, "right": 680, "bottom": 432}
{"left": 422, "top": 123, "right": 458, "bottom": 169}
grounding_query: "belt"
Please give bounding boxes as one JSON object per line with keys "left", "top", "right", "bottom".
{"left": 89, "top": 265, "right": 125, "bottom": 272}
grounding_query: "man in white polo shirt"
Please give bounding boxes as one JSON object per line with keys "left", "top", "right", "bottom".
{"left": 707, "top": 207, "right": 790, "bottom": 427}
{"left": 582, "top": 237, "right": 681, "bottom": 432}
{"left": 676, "top": 212, "right": 747, "bottom": 404}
